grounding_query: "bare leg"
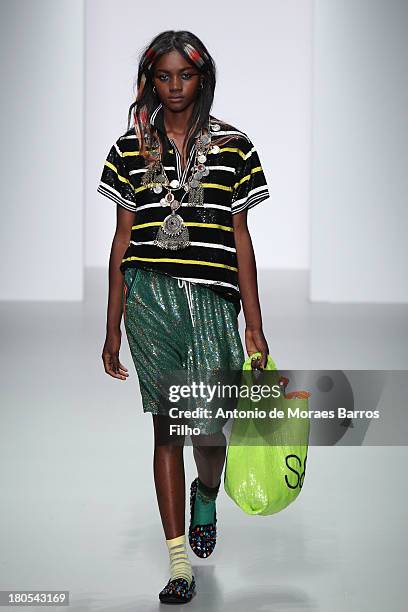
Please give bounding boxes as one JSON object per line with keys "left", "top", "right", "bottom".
{"left": 191, "top": 431, "right": 227, "bottom": 487}
{"left": 152, "top": 414, "right": 186, "bottom": 539}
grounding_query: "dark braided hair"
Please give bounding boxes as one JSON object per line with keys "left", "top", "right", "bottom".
{"left": 127, "top": 30, "right": 237, "bottom": 164}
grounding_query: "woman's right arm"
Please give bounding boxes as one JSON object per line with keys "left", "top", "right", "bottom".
{"left": 101, "top": 205, "right": 135, "bottom": 380}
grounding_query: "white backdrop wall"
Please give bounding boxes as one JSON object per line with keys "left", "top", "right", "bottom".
{"left": 311, "top": 0, "right": 408, "bottom": 302}
{"left": 0, "top": 0, "right": 84, "bottom": 300}
{"left": 3, "top": 1, "right": 404, "bottom": 303}
{"left": 86, "top": 0, "right": 312, "bottom": 271}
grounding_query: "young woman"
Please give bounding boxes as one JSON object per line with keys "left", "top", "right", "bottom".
{"left": 98, "top": 30, "right": 270, "bottom": 604}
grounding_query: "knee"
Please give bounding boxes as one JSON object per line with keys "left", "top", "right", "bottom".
{"left": 154, "top": 443, "right": 184, "bottom": 458}
{"left": 191, "top": 431, "right": 226, "bottom": 452}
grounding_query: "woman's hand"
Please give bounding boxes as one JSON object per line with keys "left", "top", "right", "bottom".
{"left": 102, "top": 328, "right": 129, "bottom": 380}
{"left": 245, "top": 327, "right": 269, "bottom": 369}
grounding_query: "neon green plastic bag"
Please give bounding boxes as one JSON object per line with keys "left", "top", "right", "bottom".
{"left": 224, "top": 352, "right": 310, "bottom": 516}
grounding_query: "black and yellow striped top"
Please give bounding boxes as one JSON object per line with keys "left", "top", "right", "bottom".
{"left": 97, "top": 103, "right": 270, "bottom": 315}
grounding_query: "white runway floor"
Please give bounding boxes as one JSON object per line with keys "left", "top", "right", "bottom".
{"left": 1, "top": 268, "right": 407, "bottom": 611}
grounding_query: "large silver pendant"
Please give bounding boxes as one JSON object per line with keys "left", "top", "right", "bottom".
{"left": 188, "top": 183, "right": 204, "bottom": 206}
{"left": 154, "top": 212, "right": 190, "bottom": 250}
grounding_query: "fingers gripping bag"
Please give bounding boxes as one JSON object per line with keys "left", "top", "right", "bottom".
{"left": 224, "top": 352, "right": 311, "bottom": 516}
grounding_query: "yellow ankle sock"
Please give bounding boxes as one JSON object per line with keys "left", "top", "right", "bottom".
{"left": 165, "top": 534, "right": 193, "bottom": 585}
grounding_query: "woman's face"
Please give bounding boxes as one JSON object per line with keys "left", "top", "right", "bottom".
{"left": 153, "top": 50, "right": 202, "bottom": 112}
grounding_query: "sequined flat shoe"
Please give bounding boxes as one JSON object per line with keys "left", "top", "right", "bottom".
{"left": 188, "top": 477, "right": 217, "bottom": 558}
{"left": 158, "top": 575, "right": 196, "bottom": 604}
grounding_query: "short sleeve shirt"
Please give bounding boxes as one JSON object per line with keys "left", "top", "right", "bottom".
{"left": 97, "top": 103, "right": 270, "bottom": 315}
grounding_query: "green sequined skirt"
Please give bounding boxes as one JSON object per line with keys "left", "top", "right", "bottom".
{"left": 123, "top": 267, "right": 245, "bottom": 435}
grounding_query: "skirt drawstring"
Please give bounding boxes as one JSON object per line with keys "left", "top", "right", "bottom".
{"left": 177, "top": 278, "right": 195, "bottom": 328}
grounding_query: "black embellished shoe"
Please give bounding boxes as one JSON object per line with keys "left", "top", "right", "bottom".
{"left": 158, "top": 575, "right": 196, "bottom": 604}
{"left": 188, "top": 477, "right": 217, "bottom": 558}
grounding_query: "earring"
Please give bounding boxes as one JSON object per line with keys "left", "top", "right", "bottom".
{"left": 153, "top": 85, "right": 156, "bottom": 94}
{"left": 200, "top": 81, "right": 204, "bottom": 89}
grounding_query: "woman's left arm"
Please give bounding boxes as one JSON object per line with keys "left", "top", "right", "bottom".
{"left": 233, "top": 210, "right": 270, "bottom": 369}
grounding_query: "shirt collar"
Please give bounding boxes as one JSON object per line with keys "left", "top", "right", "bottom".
{"left": 149, "top": 103, "right": 166, "bottom": 135}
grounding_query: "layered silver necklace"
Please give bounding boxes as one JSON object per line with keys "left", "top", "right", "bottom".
{"left": 141, "top": 120, "right": 221, "bottom": 250}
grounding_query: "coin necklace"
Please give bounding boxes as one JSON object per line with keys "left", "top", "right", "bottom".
{"left": 141, "top": 120, "right": 221, "bottom": 250}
